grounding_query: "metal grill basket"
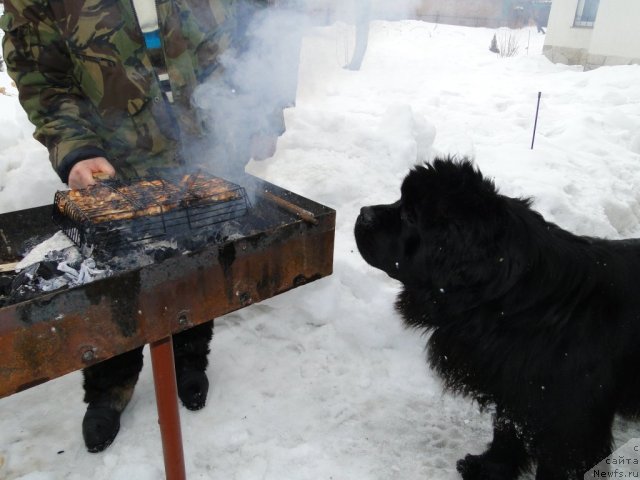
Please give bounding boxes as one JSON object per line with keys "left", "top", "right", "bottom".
{"left": 53, "top": 172, "right": 250, "bottom": 252}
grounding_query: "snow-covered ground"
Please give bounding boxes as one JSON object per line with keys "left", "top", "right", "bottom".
{"left": 2, "top": 20, "right": 640, "bottom": 480}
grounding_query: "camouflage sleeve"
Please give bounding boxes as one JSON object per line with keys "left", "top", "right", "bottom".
{"left": 0, "top": 0, "right": 107, "bottom": 183}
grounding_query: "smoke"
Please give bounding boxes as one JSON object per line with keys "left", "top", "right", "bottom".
{"left": 359, "top": 0, "right": 421, "bottom": 21}
{"left": 191, "top": 3, "right": 308, "bottom": 179}
{"left": 299, "top": 0, "right": 420, "bottom": 22}
{"left": 190, "top": 0, "right": 420, "bottom": 178}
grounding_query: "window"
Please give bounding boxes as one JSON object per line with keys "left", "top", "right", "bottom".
{"left": 574, "top": 0, "right": 600, "bottom": 27}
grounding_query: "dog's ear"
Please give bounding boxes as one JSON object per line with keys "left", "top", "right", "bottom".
{"left": 399, "top": 158, "right": 526, "bottom": 293}
{"left": 402, "top": 158, "right": 502, "bottom": 225}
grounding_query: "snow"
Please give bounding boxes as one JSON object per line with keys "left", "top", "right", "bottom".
{"left": 2, "top": 20, "right": 640, "bottom": 480}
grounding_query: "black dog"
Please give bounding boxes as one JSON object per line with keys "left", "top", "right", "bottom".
{"left": 354, "top": 158, "right": 640, "bottom": 479}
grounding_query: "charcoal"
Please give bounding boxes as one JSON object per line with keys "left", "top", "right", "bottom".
{"left": 11, "top": 264, "right": 39, "bottom": 290}
{"left": 37, "top": 261, "right": 59, "bottom": 280}
{"left": 14, "top": 287, "right": 43, "bottom": 304}
{"left": 44, "top": 246, "right": 83, "bottom": 270}
{"left": 176, "top": 236, "right": 208, "bottom": 252}
{"left": 0, "top": 275, "right": 13, "bottom": 296}
{"left": 147, "top": 246, "right": 180, "bottom": 262}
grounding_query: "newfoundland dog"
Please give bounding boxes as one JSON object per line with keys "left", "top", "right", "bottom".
{"left": 354, "top": 157, "right": 640, "bottom": 479}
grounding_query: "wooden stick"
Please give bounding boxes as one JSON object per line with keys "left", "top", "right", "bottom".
{"left": 0, "top": 262, "right": 19, "bottom": 273}
{"left": 261, "top": 191, "right": 319, "bottom": 225}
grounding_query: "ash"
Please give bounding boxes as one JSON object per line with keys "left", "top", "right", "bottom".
{"left": 108, "top": 239, "right": 181, "bottom": 271}
{"left": 0, "top": 220, "right": 245, "bottom": 307}
{"left": 0, "top": 238, "right": 112, "bottom": 306}
{"left": 108, "top": 220, "right": 245, "bottom": 270}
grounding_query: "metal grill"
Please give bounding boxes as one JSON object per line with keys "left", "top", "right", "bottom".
{"left": 53, "top": 172, "right": 250, "bottom": 252}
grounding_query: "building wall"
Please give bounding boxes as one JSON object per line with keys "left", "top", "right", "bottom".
{"left": 416, "top": 0, "right": 505, "bottom": 27}
{"left": 586, "top": 0, "right": 640, "bottom": 66}
{"left": 544, "top": 0, "right": 640, "bottom": 68}
{"left": 544, "top": 0, "right": 593, "bottom": 50}
{"left": 417, "top": 0, "right": 503, "bottom": 18}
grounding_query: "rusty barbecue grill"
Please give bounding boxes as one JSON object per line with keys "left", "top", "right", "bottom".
{"left": 52, "top": 172, "right": 250, "bottom": 252}
{"left": 0, "top": 175, "right": 335, "bottom": 480}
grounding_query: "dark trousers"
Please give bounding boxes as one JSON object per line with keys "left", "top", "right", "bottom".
{"left": 82, "top": 320, "right": 214, "bottom": 410}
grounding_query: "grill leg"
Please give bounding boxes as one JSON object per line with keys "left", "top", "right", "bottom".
{"left": 150, "top": 336, "right": 186, "bottom": 480}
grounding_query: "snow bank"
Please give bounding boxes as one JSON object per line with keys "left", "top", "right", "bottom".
{"left": 1, "top": 19, "right": 640, "bottom": 480}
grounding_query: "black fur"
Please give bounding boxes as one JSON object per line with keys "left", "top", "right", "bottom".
{"left": 354, "top": 157, "right": 640, "bottom": 479}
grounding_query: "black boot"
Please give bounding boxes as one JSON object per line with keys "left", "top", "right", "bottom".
{"left": 82, "top": 405, "right": 121, "bottom": 453}
{"left": 173, "top": 320, "right": 213, "bottom": 411}
{"left": 82, "top": 347, "right": 144, "bottom": 452}
{"left": 177, "top": 370, "right": 209, "bottom": 411}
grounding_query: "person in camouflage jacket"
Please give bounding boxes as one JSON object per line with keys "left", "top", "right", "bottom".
{"left": 1, "top": 0, "right": 275, "bottom": 183}
{"left": 1, "top": 0, "right": 278, "bottom": 453}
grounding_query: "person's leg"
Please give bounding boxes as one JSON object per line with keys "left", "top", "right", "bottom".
{"left": 173, "top": 320, "right": 214, "bottom": 411}
{"left": 82, "top": 347, "right": 144, "bottom": 452}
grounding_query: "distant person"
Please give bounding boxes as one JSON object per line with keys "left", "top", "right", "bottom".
{"left": 346, "top": 0, "right": 371, "bottom": 71}
{"left": 532, "top": 2, "right": 546, "bottom": 34}
{"left": 1, "top": 0, "right": 282, "bottom": 453}
{"left": 535, "top": 15, "right": 546, "bottom": 34}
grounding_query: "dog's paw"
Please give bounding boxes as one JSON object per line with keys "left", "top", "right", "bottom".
{"left": 456, "top": 454, "right": 519, "bottom": 480}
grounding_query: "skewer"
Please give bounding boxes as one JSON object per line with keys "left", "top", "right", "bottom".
{"left": 261, "top": 191, "right": 319, "bottom": 225}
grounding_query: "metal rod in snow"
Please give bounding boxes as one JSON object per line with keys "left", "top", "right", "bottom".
{"left": 531, "top": 92, "right": 542, "bottom": 150}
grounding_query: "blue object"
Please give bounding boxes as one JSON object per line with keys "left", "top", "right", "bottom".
{"left": 143, "top": 30, "right": 162, "bottom": 50}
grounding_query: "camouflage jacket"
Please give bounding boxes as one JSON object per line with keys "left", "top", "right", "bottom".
{"left": 1, "top": 0, "right": 268, "bottom": 182}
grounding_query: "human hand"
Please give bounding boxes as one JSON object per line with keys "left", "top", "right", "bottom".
{"left": 68, "top": 157, "right": 116, "bottom": 189}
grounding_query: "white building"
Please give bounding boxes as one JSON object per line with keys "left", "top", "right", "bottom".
{"left": 543, "top": 0, "right": 640, "bottom": 69}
